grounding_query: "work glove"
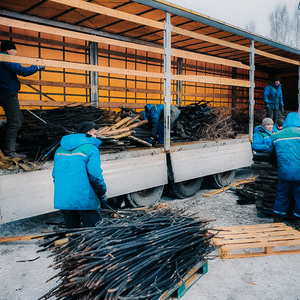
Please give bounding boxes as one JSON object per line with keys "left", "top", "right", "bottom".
{"left": 39, "top": 66, "right": 46, "bottom": 71}
{"left": 99, "top": 194, "right": 108, "bottom": 209}
{"left": 147, "top": 136, "right": 156, "bottom": 146}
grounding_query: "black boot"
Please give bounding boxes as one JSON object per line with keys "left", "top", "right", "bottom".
{"left": 295, "top": 217, "right": 300, "bottom": 231}
{"left": 273, "top": 214, "right": 283, "bottom": 223}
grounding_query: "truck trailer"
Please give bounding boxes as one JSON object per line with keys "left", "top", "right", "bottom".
{"left": 0, "top": 0, "right": 300, "bottom": 223}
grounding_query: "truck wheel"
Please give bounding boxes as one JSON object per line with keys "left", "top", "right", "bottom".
{"left": 127, "top": 185, "right": 164, "bottom": 207}
{"left": 209, "top": 170, "right": 236, "bottom": 188}
{"left": 168, "top": 177, "right": 203, "bottom": 199}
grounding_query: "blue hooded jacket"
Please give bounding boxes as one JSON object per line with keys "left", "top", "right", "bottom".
{"left": 0, "top": 52, "right": 39, "bottom": 91}
{"left": 52, "top": 134, "right": 107, "bottom": 210}
{"left": 263, "top": 82, "right": 283, "bottom": 110}
{"left": 145, "top": 104, "right": 165, "bottom": 138}
{"left": 251, "top": 125, "right": 273, "bottom": 152}
{"left": 268, "top": 112, "right": 300, "bottom": 181}
{"left": 144, "top": 104, "right": 180, "bottom": 140}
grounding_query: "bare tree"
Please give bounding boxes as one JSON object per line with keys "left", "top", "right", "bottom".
{"left": 291, "top": 4, "right": 300, "bottom": 48}
{"left": 245, "top": 21, "right": 256, "bottom": 33}
{"left": 269, "top": 3, "right": 291, "bottom": 45}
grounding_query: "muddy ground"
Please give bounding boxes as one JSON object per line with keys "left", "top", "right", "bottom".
{"left": 1, "top": 168, "right": 300, "bottom": 300}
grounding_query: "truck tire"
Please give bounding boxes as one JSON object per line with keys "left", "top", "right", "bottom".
{"left": 209, "top": 170, "right": 236, "bottom": 189}
{"left": 168, "top": 177, "right": 203, "bottom": 199}
{"left": 127, "top": 185, "right": 164, "bottom": 207}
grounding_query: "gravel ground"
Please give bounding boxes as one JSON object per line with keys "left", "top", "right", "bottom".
{"left": 1, "top": 168, "right": 300, "bottom": 300}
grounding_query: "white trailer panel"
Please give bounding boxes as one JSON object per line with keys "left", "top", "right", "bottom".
{"left": 0, "top": 169, "right": 54, "bottom": 224}
{"left": 102, "top": 152, "right": 168, "bottom": 198}
{"left": 0, "top": 148, "right": 168, "bottom": 223}
{"left": 170, "top": 139, "right": 253, "bottom": 183}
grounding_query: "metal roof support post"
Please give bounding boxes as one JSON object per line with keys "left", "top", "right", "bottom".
{"left": 89, "top": 42, "right": 98, "bottom": 107}
{"left": 249, "top": 40, "right": 255, "bottom": 141}
{"left": 164, "top": 12, "right": 172, "bottom": 151}
{"left": 177, "top": 57, "right": 182, "bottom": 106}
{"left": 298, "top": 65, "right": 300, "bottom": 115}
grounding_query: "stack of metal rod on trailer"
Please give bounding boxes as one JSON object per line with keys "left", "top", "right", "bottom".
{"left": 37, "top": 206, "right": 214, "bottom": 300}
{"left": 0, "top": 103, "right": 246, "bottom": 163}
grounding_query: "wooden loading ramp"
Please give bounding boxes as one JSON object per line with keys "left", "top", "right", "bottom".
{"left": 211, "top": 223, "right": 300, "bottom": 259}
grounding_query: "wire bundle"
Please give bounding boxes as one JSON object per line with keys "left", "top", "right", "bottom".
{"left": 38, "top": 207, "right": 214, "bottom": 300}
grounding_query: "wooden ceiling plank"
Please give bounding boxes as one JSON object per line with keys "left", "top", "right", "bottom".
{"left": 172, "top": 49, "right": 250, "bottom": 70}
{"left": 21, "top": 1, "right": 299, "bottom": 66}
{"left": 0, "top": 53, "right": 164, "bottom": 79}
{"left": 173, "top": 74, "right": 250, "bottom": 88}
{"left": 0, "top": 17, "right": 164, "bottom": 54}
{"left": 49, "top": 0, "right": 165, "bottom": 29}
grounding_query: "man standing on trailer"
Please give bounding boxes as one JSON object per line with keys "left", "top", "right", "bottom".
{"left": 0, "top": 40, "right": 44, "bottom": 159}
{"left": 53, "top": 121, "right": 108, "bottom": 228}
{"left": 263, "top": 77, "right": 284, "bottom": 123}
{"left": 267, "top": 112, "right": 300, "bottom": 230}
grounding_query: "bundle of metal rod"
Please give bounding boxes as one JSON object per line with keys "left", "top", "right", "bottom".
{"left": 173, "top": 102, "right": 243, "bottom": 141}
{"left": 38, "top": 207, "right": 214, "bottom": 300}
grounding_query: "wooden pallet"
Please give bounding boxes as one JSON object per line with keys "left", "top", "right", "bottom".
{"left": 159, "top": 260, "right": 208, "bottom": 300}
{"left": 211, "top": 223, "right": 300, "bottom": 259}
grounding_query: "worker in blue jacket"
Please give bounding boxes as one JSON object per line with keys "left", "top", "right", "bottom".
{"left": 251, "top": 117, "right": 274, "bottom": 152}
{"left": 53, "top": 121, "right": 107, "bottom": 228}
{"left": 267, "top": 112, "right": 300, "bottom": 230}
{"left": 140, "top": 104, "right": 180, "bottom": 145}
{"left": 0, "top": 40, "right": 44, "bottom": 159}
{"left": 263, "top": 77, "right": 284, "bottom": 123}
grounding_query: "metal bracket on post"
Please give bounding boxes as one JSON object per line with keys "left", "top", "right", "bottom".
{"left": 89, "top": 42, "right": 98, "bottom": 107}
{"left": 164, "top": 12, "right": 172, "bottom": 151}
{"left": 249, "top": 40, "right": 255, "bottom": 142}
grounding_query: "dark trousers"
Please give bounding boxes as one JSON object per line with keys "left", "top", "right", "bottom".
{"left": 61, "top": 209, "right": 102, "bottom": 228}
{"left": 267, "top": 108, "right": 279, "bottom": 123}
{"left": 274, "top": 180, "right": 300, "bottom": 217}
{"left": 0, "top": 89, "right": 23, "bottom": 152}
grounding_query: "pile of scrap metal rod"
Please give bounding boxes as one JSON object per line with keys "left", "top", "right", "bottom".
{"left": 172, "top": 101, "right": 244, "bottom": 141}
{"left": 0, "top": 105, "right": 149, "bottom": 162}
{"left": 37, "top": 206, "right": 214, "bottom": 300}
{"left": 0, "top": 102, "right": 248, "bottom": 165}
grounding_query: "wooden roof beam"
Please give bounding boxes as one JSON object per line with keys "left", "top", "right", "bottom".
{"left": 0, "top": 17, "right": 249, "bottom": 69}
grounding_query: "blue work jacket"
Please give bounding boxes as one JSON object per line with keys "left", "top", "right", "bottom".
{"left": 251, "top": 125, "right": 273, "bottom": 152}
{"left": 263, "top": 82, "right": 283, "bottom": 110}
{"left": 268, "top": 112, "right": 300, "bottom": 181}
{"left": 0, "top": 52, "right": 39, "bottom": 91}
{"left": 53, "top": 134, "right": 107, "bottom": 210}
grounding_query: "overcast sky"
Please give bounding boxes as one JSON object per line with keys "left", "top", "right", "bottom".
{"left": 167, "top": 0, "right": 300, "bottom": 38}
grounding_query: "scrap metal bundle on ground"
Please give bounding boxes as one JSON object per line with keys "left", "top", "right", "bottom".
{"left": 37, "top": 206, "right": 214, "bottom": 300}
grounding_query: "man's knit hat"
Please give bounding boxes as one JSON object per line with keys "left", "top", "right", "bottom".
{"left": 1, "top": 40, "right": 16, "bottom": 52}
{"left": 262, "top": 118, "right": 274, "bottom": 126}
{"left": 76, "top": 121, "right": 97, "bottom": 133}
{"left": 277, "top": 118, "right": 284, "bottom": 127}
